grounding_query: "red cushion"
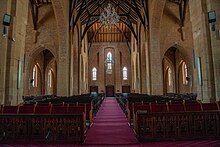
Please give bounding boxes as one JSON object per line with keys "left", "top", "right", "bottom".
{"left": 169, "top": 103, "right": 185, "bottom": 112}
{"left": 19, "top": 105, "right": 35, "bottom": 114}
{"left": 3, "top": 106, "right": 18, "bottom": 114}
{"left": 51, "top": 106, "right": 68, "bottom": 114}
{"left": 67, "top": 106, "right": 85, "bottom": 114}
{"left": 151, "top": 104, "right": 168, "bottom": 112}
{"left": 35, "top": 105, "right": 51, "bottom": 114}
{"left": 185, "top": 103, "right": 202, "bottom": 111}
{"left": 202, "top": 103, "right": 218, "bottom": 111}
{"left": 134, "top": 104, "right": 151, "bottom": 113}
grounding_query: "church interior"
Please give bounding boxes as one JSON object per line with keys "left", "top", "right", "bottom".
{"left": 0, "top": 0, "right": 220, "bottom": 146}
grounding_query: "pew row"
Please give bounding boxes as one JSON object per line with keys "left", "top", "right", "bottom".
{"left": 0, "top": 114, "right": 85, "bottom": 143}
{"left": 136, "top": 111, "right": 220, "bottom": 142}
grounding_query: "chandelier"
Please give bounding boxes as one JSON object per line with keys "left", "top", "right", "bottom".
{"left": 99, "top": 3, "right": 120, "bottom": 28}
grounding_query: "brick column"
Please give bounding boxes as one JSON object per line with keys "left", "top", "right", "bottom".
{"left": 52, "top": 0, "right": 70, "bottom": 96}
{"left": 149, "top": 0, "right": 166, "bottom": 95}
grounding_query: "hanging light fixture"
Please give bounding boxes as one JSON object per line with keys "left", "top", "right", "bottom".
{"left": 99, "top": 3, "right": 120, "bottom": 28}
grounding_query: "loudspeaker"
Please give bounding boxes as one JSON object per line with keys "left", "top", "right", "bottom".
{"left": 3, "top": 14, "right": 11, "bottom": 26}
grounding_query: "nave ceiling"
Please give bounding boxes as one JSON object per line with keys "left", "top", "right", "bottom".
{"left": 29, "top": 0, "right": 188, "bottom": 45}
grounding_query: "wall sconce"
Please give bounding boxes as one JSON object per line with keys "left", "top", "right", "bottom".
{"left": 208, "top": 10, "right": 216, "bottom": 31}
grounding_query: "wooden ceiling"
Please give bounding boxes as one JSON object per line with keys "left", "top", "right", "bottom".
{"left": 31, "top": 0, "right": 51, "bottom": 7}
{"left": 70, "top": 0, "right": 149, "bottom": 43}
{"left": 29, "top": 0, "right": 188, "bottom": 45}
{"left": 88, "top": 22, "right": 131, "bottom": 43}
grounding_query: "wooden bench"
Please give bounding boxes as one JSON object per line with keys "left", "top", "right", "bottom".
{"left": 0, "top": 105, "right": 85, "bottom": 143}
{"left": 136, "top": 102, "right": 220, "bottom": 142}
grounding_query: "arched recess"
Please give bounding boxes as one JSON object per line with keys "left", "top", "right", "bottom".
{"left": 163, "top": 46, "right": 192, "bottom": 94}
{"left": 149, "top": 0, "right": 166, "bottom": 95}
{"left": 27, "top": 49, "right": 57, "bottom": 96}
{"left": 51, "top": 0, "right": 69, "bottom": 96}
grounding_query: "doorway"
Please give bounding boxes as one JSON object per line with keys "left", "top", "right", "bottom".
{"left": 90, "top": 86, "right": 98, "bottom": 94}
{"left": 106, "top": 85, "right": 114, "bottom": 97}
{"left": 122, "top": 85, "right": 130, "bottom": 93}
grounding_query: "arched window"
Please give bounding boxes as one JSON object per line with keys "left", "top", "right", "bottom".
{"left": 32, "top": 65, "right": 38, "bottom": 87}
{"left": 107, "top": 52, "right": 113, "bottom": 71}
{"left": 182, "top": 62, "right": 188, "bottom": 85}
{"left": 123, "top": 67, "right": 128, "bottom": 80}
{"left": 168, "top": 67, "right": 172, "bottom": 86}
{"left": 48, "top": 69, "right": 52, "bottom": 88}
{"left": 92, "top": 67, "right": 97, "bottom": 81}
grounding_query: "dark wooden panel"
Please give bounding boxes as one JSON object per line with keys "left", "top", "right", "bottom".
{"left": 122, "top": 85, "right": 130, "bottom": 93}
{"left": 106, "top": 85, "right": 114, "bottom": 97}
{"left": 90, "top": 86, "right": 98, "bottom": 93}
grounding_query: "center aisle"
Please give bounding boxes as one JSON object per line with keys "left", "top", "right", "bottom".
{"left": 84, "top": 97, "right": 138, "bottom": 146}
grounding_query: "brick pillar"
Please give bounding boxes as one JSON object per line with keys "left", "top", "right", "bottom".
{"left": 189, "top": 0, "right": 215, "bottom": 102}
{"left": 4, "top": 0, "right": 29, "bottom": 105}
{"left": 149, "top": 0, "right": 166, "bottom": 95}
{"left": 52, "top": 0, "right": 70, "bottom": 96}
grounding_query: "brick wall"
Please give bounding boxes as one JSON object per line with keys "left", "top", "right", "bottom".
{"left": 89, "top": 42, "right": 131, "bottom": 93}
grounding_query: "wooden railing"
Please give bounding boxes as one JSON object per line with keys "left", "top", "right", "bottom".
{"left": 136, "top": 111, "right": 220, "bottom": 142}
{"left": 0, "top": 114, "right": 84, "bottom": 143}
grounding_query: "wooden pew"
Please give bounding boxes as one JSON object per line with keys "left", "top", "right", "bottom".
{"left": 68, "top": 105, "right": 86, "bottom": 132}
{"left": 136, "top": 104, "right": 220, "bottom": 142}
{"left": 0, "top": 105, "right": 85, "bottom": 143}
{"left": 1, "top": 106, "right": 19, "bottom": 140}
{"left": 133, "top": 103, "right": 151, "bottom": 133}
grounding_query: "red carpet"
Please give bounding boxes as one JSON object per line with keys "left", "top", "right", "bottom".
{"left": 84, "top": 98, "right": 138, "bottom": 145}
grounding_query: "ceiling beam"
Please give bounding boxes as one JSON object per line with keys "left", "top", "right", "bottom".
{"left": 179, "top": 0, "right": 188, "bottom": 27}
{"left": 114, "top": 25, "right": 131, "bottom": 52}
{"left": 29, "top": 0, "right": 51, "bottom": 30}
{"left": 141, "top": 0, "right": 149, "bottom": 27}
{"left": 30, "top": 0, "right": 38, "bottom": 30}
{"left": 120, "top": 18, "right": 137, "bottom": 40}
{"left": 120, "top": 0, "right": 145, "bottom": 27}
{"left": 81, "top": 18, "right": 99, "bottom": 40}
{"left": 71, "top": 0, "right": 97, "bottom": 29}
{"left": 169, "top": 0, "right": 188, "bottom": 27}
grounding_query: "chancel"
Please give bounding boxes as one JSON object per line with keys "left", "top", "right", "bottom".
{"left": 0, "top": 0, "right": 220, "bottom": 146}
